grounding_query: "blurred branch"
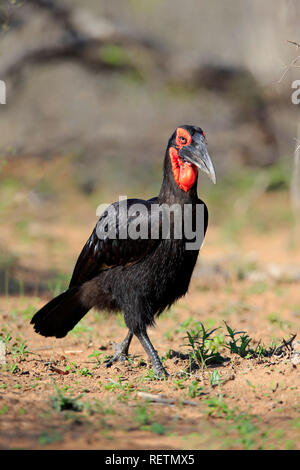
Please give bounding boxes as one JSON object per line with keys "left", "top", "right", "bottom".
{"left": 0, "top": 0, "right": 165, "bottom": 79}
{"left": 278, "top": 40, "right": 300, "bottom": 83}
{"left": 0, "top": 37, "right": 131, "bottom": 79}
{"left": 26, "top": 0, "right": 162, "bottom": 50}
{"left": 287, "top": 40, "right": 300, "bottom": 48}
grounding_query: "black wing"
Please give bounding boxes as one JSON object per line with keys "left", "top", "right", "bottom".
{"left": 69, "top": 198, "right": 160, "bottom": 287}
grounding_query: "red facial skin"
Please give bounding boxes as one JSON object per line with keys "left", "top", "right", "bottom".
{"left": 169, "top": 127, "right": 198, "bottom": 192}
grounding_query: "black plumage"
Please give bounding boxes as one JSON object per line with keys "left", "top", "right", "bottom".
{"left": 31, "top": 125, "right": 216, "bottom": 377}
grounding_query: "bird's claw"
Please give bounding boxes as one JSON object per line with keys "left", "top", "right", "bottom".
{"left": 104, "top": 341, "right": 130, "bottom": 367}
{"left": 153, "top": 363, "right": 169, "bottom": 379}
{"left": 155, "top": 368, "right": 169, "bottom": 379}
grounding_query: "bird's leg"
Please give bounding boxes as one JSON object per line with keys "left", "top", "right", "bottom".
{"left": 104, "top": 330, "right": 133, "bottom": 367}
{"left": 135, "top": 329, "right": 169, "bottom": 378}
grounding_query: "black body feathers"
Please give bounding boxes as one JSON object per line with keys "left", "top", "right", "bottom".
{"left": 31, "top": 125, "right": 212, "bottom": 376}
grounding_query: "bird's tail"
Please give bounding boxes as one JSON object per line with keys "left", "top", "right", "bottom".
{"left": 30, "top": 287, "right": 89, "bottom": 338}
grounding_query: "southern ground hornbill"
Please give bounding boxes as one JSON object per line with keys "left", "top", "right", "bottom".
{"left": 31, "top": 125, "right": 216, "bottom": 377}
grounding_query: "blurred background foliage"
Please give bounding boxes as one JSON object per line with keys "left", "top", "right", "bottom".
{"left": 0, "top": 0, "right": 299, "bottom": 295}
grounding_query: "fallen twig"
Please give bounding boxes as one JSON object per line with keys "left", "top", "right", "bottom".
{"left": 137, "top": 391, "right": 198, "bottom": 406}
{"left": 50, "top": 365, "right": 69, "bottom": 375}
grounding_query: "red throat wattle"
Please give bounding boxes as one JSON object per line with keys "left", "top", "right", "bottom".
{"left": 169, "top": 128, "right": 197, "bottom": 192}
{"left": 169, "top": 147, "right": 197, "bottom": 192}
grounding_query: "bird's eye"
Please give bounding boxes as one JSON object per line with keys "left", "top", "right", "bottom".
{"left": 179, "top": 136, "right": 187, "bottom": 144}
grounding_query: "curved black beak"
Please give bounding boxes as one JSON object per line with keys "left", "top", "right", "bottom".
{"left": 179, "top": 134, "right": 216, "bottom": 184}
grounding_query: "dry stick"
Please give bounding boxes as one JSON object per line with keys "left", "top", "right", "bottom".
{"left": 137, "top": 392, "right": 198, "bottom": 407}
{"left": 287, "top": 40, "right": 300, "bottom": 48}
{"left": 0, "top": 339, "right": 6, "bottom": 365}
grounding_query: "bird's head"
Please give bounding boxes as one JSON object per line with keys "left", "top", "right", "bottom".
{"left": 167, "top": 125, "right": 216, "bottom": 192}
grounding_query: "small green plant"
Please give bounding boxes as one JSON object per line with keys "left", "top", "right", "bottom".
{"left": 11, "top": 340, "right": 32, "bottom": 359}
{"left": 38, "top": 431, "right": 62, "bottom": 446}
{"left": 209, "top": 333, "right": 226, "bottom": 353}
{"left": 0, "top": 331, "right": 12, "bottom": 345}
{"left": 64, "top": 361, "right": 78, "bottom": 373}
{"left": 133, "top": 403, "right": 153, "bottom": 426}
{"left": 150, "top": 422, "right": 166, "bottom": 435}
{"left": 88, "top": 350, "right": 103, "bottom": 365}
{"left": 133, "top": 404, "right": 166, "bottom": 435}
{"left": 78, "top": 368, "right": 92, "bottom": 377}
{"left": 223, "top": 325, "right": 287, "bottom": 360}
{"left": 49, "top": 385, "right": 83, "bottom": 412}
{"left": 175, "top": 317, "right": 197, "bottom": 335}
{"left": 186, "top": 323, "right": 224, "bottom": 368}
{"left": 232, "top": 414, "right": 259, "bottom": 450}
{"left": 204, "top": 394, "right": 236, "bottom": 418}
{"left": 3, "top": 363, "right": 19, "bottom": 374}
{"left": 103, "top": 378, "right": 134, "bottom": 395}
{"left": 204, "top": 394, "right": 260, "bottom": 449}
{"left": 209, "top": 369, "right": 223, "bottom": 387}
{"left": 89, "top": 399, "right": 116, "bottom": 417}
{"left": 253, "top": 342, "right": 271, "bottom": 358}
{"left": 173, "top": 378, "right": 187, "bottom": 390}
{"left": 224, "top": 323, "right": 252, "bottom": 358}
{"left": 0, "top": 405, "right": 9, "bottom": 415}
{"left": 188, "top": 380, "right": 205, "bottom": 398}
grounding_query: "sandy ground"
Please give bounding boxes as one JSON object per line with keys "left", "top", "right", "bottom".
{"left": 1, "top": 233, "right": 299, "bottom": 450}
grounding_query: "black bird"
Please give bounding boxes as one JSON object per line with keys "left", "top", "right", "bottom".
{"left": 31, "top": 125, "right": 216, "bottom": 377}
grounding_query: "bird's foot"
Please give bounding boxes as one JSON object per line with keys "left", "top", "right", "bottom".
{"left": 104, "top": 333, "right": 133, "bottom": 368}
{"left": 104, "top": 342, "right": 129, "bottom": 367}
{"left": 153, "top": 363, "right": 169, "bottom": 379}
{"left": 151, "top": 351, "right": 169, "bottom": 379}
{"left": 136, "top": 330, "right": 169, "bottom": 379}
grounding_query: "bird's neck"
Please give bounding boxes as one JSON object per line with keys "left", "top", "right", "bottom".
{"left": 158, "top": 150, "right": 198, "bottom": 205}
